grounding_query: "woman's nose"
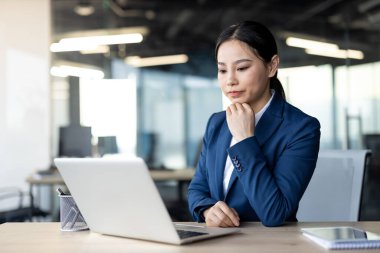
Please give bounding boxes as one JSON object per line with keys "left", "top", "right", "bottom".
{"left": 227, "top": 74, "right": 237, "bottom": 86}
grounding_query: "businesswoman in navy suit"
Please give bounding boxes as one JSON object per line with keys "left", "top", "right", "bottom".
{"left": 188, "top": 21, "right": 321, "bottom": 227}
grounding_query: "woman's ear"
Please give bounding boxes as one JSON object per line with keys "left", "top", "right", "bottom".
{"left": 268, "top": 55, "right": 279, "bottom": 77}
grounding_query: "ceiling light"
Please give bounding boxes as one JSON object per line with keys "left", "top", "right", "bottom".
{"left": 74, "top": 1, "right": 95, "bottom": 16}
{"left": 50, "top": 43, "right": 99, "bottom": 52}
{"left": 286, "top": 36, "right": 364, "bottom": 60}
{"left": 54, "top": 27, "right": 149, "bottom": 40}
{"left": 125, "top": 54, "right": 189, "bottom": 67}
{"left": 286, "top": 37, "right": 339, "bottom": 51}
{"left": 305, "top": 49, "right": 364, "bottom": 60}
{"left": 80, "top": 45, "right": 110, "bottom": 54}
{"left": 59, "top": 33, "right": 143, "bottom": 45}
{"left": 50, "top": 65, "right": 104, "bottom": 79}
{"left": 50, "top": 33, "right": 143, "bottom": 52}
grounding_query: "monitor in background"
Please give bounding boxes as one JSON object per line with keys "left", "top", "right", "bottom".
{"left": 97, "top": 136, "right": 118, "bottom": 156}
{"left": 58, "top": 125, "right": 92, "bottom": 157}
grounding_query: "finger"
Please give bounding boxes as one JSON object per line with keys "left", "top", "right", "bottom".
{"left": 226, "top": 106, "right": 232, "bottom": 116}
{"left": 215, "top": 202, "right": 239, "bottom": 226}
{"left": 231, "top": 208, "right": 240, "bottom": 220}
{"left": 229, "top": 104, "right": 237, "bottom": 113}
{"left": 242, "top": 103, "right": 253, "bottom": 113}
{"left": 235, "top": 103, "right": 244, "bottom": 113}
{"left": 217, "top": 202, "right": 240, "bottom": 226}
{"left": 206, "top": 211, "right": 231, "bottom": 227}
{"left": 213, "top": 208, "right": 235, "bottom": 227}
{"left": 205, "top": 204, "right": 230, "bottom": 227}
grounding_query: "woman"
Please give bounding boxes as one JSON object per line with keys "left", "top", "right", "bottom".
{"left": 187, "top": 21, "right": 321, "bottom": 227}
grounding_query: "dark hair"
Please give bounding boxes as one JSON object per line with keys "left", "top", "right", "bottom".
{"left": 215, "top": 21, "right": 285, "bottom": 100}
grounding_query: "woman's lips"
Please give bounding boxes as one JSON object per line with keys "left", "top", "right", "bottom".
{"left": 228, "top": 91, "right": 243, "bottom": 98}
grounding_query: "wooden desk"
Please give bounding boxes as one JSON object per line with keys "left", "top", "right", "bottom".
{"left": 1, "top": 222, "right": 380, "bottom": 252}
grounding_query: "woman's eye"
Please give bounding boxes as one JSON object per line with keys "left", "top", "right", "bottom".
{"left": 237, "top": 66, "right": 248, "bottom": 71}
{"left": 218, "top": 69, "right": 226, "bottom": 74}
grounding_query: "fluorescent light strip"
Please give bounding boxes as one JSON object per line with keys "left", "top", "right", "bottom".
{"left": 59, "top": 33, "right": 143, "bottom": 45}
{"left": 50, "top": 33, "right": 143, "bottom": 52}
{"left": 50, "top": 66, "right": 104, "bottom": 79}
{"left": 80, "top": 45, "right": 110, "bottom": 54}
{"left": 50, "top": 43, "right": 99, "bottom": 52}
{"left": 305, "top": 49, "right": 364, "bottom": 60}
{"left": 286, "top": 36, "right": 364, "bottom": 60}
{"left": 286, "top": 37, "right": 338, "bottom": 51}
{"left": 54, "top": 27, "right": 149, "bottom": 41}
{"left": 125, "top": 54, "right": 189, "bottom": 67}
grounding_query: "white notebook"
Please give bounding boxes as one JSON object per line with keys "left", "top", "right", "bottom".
{"left": 302, "top": 227, "right": 380, "bottom": 250}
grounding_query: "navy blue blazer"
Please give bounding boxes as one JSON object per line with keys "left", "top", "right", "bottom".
{"left": 188, "top": 92, "right": 321, "bottom": 227}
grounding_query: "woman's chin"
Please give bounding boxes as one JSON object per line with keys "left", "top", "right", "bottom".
{"left": 229, "top": 97, "right": 246, "bottom": 104}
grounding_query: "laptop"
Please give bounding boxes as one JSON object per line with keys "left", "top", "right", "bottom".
{"left": 54, "top": 157, "right": 239, "bottom": 245}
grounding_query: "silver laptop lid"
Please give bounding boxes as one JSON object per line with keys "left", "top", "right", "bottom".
{"left": 55, "top": 157, "right": 181, "bottom": 244}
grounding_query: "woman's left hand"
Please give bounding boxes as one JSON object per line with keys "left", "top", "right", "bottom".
{"left": 226, "top": 103, "right": 255, "bottom": 142}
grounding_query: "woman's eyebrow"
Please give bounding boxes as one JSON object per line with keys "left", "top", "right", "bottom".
{"left": 217, "top": 59, "right": 252, "bottom": 65}
{"left": 235, "top": 59, "right": 252, "bottom": 64}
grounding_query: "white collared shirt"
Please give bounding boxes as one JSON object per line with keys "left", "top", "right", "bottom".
{"left": 222, "top": 90, "right": 275, "bottom": 197}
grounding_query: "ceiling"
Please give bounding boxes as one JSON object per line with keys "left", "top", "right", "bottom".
{"left": 52, "top": 0, "right": 380, "bottom": 77}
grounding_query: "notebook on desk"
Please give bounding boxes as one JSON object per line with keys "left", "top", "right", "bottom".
{"left": 302, "top": 227, "right": 380, "bottom": 250}
{"left": 54, "top": 157, "right": 239, "bottom": 245}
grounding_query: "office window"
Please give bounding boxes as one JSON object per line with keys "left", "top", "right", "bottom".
{"left": 279, "top": 65, "right": 334, "bottom": 148}
{"left": 336, "top": 62, "right": 380, "bottom": 149}
{"left": 184, "top": 76, "right": 222, "bottom": 166}
{"left": 80, "top": 78, "right": 137, "bottom": 155}
{"left": 138, "top": 70, "right": 222, "bottom": 168}
{"left": 138, "top": 70, "right": 185, "bottom": 168}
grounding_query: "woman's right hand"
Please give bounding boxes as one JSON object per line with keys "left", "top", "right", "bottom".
{"left": 203, "top": 201, "right": 240, "bottom": 227}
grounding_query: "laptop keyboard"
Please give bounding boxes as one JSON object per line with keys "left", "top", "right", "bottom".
{"left": 176, "top": 229, "right": 208, "bottom": 239}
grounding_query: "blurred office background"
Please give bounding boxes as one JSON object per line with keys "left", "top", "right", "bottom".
{"left": 1, "top": 0, "right": 380, "bottom": 222}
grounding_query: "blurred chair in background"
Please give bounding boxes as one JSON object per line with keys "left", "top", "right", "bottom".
{"left": 297, "top": 149, "right": 370, "bottom": 222}
{"left": 0, "top": 187, "right": 48, "bottom": 223}
{"left": 362, "top": 134, "right": 380, "bottom": 220}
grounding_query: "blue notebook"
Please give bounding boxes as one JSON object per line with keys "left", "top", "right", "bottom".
{"left": 302, "top": 227, "right": 380, "bottom": 250}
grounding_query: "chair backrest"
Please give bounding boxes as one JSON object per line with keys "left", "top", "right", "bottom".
{"left": 297, "top": 149, "right": 370, "bottom": 222}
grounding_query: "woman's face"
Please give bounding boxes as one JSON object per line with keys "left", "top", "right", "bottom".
{"left": 217, "top": 39, "right": 278, "bottom": 111}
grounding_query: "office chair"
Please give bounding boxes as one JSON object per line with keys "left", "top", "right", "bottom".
{"left": 0, "top": 187, "right": 49, "bottom": 223}
{"left": 297, "top": 149, "right": 370, "bottom": 222}
{"left": 362, "top": 134, "right": 380, "bottom": 220}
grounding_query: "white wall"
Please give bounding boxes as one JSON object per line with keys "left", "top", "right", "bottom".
{"left": 0, "top": 0, "right": 51, "bottom": 206}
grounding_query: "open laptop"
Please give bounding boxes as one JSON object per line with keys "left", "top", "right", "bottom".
{"left": 54, "top": 157, "right": 239, "bottom": 245}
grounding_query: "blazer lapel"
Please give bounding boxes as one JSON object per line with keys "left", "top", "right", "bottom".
{"left": 214, "top": 118, "right": 232, "bottom": 200}
{"left": 254, "top": 93, "right": 284, "bottom": 146}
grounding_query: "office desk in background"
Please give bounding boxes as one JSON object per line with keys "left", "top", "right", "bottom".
{"left": 26, "top": 168, "right": 195, "bottom": 184}
{"left": 26, "top": 168, "right": 195, "bottom": 218}
{"left": 1, "top": 222, "right": 380, "bottom": 252}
